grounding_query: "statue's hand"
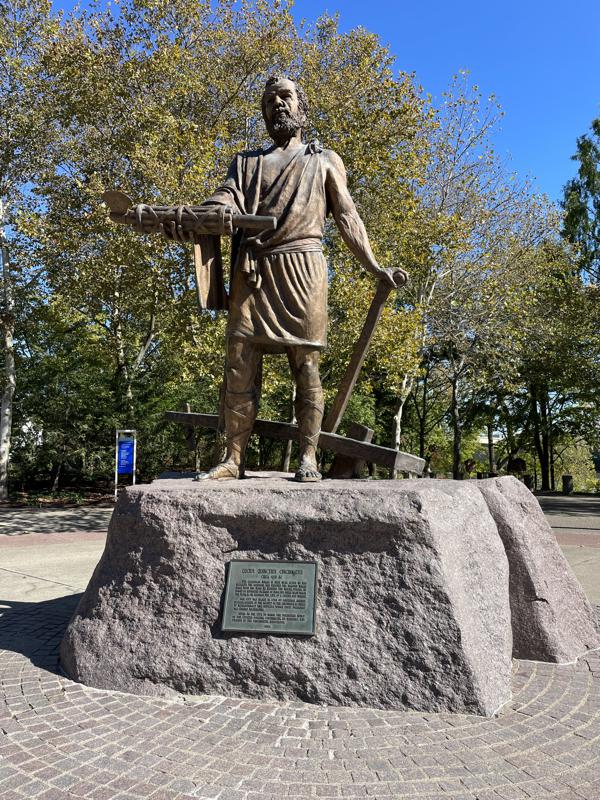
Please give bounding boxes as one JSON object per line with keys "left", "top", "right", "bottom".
{"left": 159, "top": 205, "right": 234, "bottom": 241}
{"left": 376, "top": 266, "right": 408, "bottom": 289}
{"left": 161, "top": 210, "right": 196, "bottom": 243}
{"left": 161, "top": 220, "right": 188, "bottom": 243}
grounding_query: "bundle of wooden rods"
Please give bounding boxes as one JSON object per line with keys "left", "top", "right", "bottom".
{"left": 104, "top": 195, "right": 276, "bottom": 240}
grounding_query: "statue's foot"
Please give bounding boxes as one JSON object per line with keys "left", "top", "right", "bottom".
{"left": 294, "top": 459, "right": 322, "bottom": 483}
{"left": 194, "top": 461, "right": 240, "bottom": 481}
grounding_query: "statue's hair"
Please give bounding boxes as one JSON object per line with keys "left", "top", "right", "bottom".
{"left": 261, "top": 75, "right": 309, "bottom": 128}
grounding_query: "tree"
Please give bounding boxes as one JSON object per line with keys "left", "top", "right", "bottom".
{"left": 392, "top": 74, "right": 551, "bottom": 477}
{"left": 296, "top": 18, "right": 431, "bottom": 451}
{"left": 562, "top": 118, "right": 600, "bottom": 284}
{"left": 0, "top": 0, "right": 60, "bottom": 497}
{"left": 518, "top": 243, "right": 600, "bottom": 489}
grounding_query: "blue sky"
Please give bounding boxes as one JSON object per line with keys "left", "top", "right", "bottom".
{"left": 292, "top": 0, "right": 600, "bottom": 203}
{"left": 52, "top": 0, "right": 600, "bottom": 203}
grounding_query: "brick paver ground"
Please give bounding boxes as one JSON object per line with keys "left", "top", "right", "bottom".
{"left": 0, "top": 596, "right": 599, "bottom": 800}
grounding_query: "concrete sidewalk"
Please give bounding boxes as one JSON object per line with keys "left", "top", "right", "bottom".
{"left": 536, "top": 494, "right": 600, "bottom": 604}
{"left": 0, "top": 506, "right": 112, "bottom": 607}
{"left": 0, "top": 531, "right": 106, "bottom": 609}
{"left": 537, "top": 494, "right": 600, "bottom": 529}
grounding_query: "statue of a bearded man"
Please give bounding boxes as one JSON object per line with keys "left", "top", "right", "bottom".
{"left": 197, "top": 76, "right": 406, "bottom": 482}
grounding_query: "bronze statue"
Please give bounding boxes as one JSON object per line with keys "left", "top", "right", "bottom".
{"left": 104, "top": 75, "right": 408, "bottom": 482}
{"left": 198, "top": 76, "right": 406, "bottom": 482}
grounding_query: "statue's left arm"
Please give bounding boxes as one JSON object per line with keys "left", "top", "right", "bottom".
{"left": 324, "top": 150, "right": 407, "bottom": 287}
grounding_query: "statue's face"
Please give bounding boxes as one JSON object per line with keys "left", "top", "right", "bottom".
{"left": 262, "top": 78, "right": 303, "bottom": 141}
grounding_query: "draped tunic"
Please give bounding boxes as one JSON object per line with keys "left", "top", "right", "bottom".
{"left": 206, "top": 142, "right": 331, "bottom": 350}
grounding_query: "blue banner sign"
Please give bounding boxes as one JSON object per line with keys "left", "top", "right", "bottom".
{"left": 117, "top": 439, "right": 134, "bottom": 475}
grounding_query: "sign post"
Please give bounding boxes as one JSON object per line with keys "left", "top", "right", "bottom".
{"left": 114, "top": 429, "right": 137, "bottom": 500}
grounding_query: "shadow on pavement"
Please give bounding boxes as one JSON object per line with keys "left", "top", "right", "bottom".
{"left": 0, "top": 594, "right": 81, "bottom": 672}
{"left": 537, "top": 495, "right": 600, "bottom": 517}
{"left": 0, "top": 507, "right": 113, "bottom": 536}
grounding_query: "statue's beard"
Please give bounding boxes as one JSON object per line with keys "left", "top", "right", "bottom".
{"left": 266, "top": 109, "right": 304, "bottom": 141}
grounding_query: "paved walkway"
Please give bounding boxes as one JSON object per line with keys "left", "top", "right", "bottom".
{"left": 536, "top": 494, "right": 600, "bottom": 529}
{"left": 536, "top": 495, "right": 600, "bottom": 605}
{"left": 0, "top": 596, "right": 599, "bottom": 800}
{"left": 0, "top": 493, "right": 599, "bottom": 799}
{"left": 0, "top": 506, "right": 113, "bottom": 537}
{"left": 0, "top": 507, "right": 111, "bottom": 607}
{"left": 0, "top": 532, "right": 106, "bottom": 608}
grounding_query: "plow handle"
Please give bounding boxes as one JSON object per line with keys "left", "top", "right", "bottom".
{"left": 322, "top": 269, "right": 406, "bottom": 435}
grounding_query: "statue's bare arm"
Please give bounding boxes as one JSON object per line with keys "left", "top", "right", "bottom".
{"left": 324, "top": 150, "right": 406, "bottom": 287}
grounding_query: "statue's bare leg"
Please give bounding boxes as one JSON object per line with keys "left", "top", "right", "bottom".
{"left": 287, "top": 346, "right": 324, "bottom": 482}
{"left": 195, "top": 338, "right": 261, "bottom": 481}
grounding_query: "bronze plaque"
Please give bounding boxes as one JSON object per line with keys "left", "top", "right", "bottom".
{"left": 222, "top": 560, "right": 318, "bottom": 635}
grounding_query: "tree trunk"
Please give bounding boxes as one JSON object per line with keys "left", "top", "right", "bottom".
{"left": 112, "top": 268, "right": 134, "bottom": 422}
{"left": 0, "top": 230, "right": 16, "bottom": 500}
{"left": 539, "top": 390, "right": 551, "bottom": 491}
{"left": 503, "top": 403, "right": 517, "bottom": 467}
{"left": 418, "top": 372, "right": 428, "bottom": 460}
{"left": 548, "top": 401, "right": 556, "bottom": 492}
{"left": 51, "top": 461, "right": 62, "bottom": 492}
{"left": 531, "top": 384, "right": 550, "bottom": 491}
{"left": 391, "top": 374, "right": 412, "bottom": 478}
{"left": 114, "top": 323, "right": 133, "bottom": 419}
{"left": 487, "top": 423, "right": 496, "bottom": 473}
{"left": 450, "top": 375, "right": 462, "bottom": 479}
{"left": 182, "top": 402, "right": 198, "bottom": 471}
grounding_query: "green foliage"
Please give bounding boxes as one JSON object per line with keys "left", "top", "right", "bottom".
{"left": 554, "top": 441, "right": 598, "bottom": 494}
{"left": 0, "top": 0, "right": 60, "bottom": 204}
{"left": 562, "top": 118, "right": 600, "bottom": 284}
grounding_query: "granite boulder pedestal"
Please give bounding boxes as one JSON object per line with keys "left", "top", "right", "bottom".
{"left": 60, "top": 476, "right": 599, "bottom": 717}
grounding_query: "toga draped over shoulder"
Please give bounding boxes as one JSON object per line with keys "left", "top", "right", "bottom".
{"left": 205, "top": 142, "right": 336, "bottom": 351}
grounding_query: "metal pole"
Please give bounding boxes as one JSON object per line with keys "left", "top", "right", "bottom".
{"left": 132, "top": 432, "right": 137, "bottom": 486}
{"left": 114, "top": 430, "right": 119, "bottom": 500}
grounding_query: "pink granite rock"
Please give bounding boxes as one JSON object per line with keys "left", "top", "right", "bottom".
{"left": 479, "top": 476, "right": 599, "bottom": 663}
{"left": 60, "top": 476, "right": 513, "bottom": 716}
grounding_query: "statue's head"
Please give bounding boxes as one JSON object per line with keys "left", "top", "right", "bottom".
{"left": 261, "top": 76, "right": 309, "bottom": 142}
